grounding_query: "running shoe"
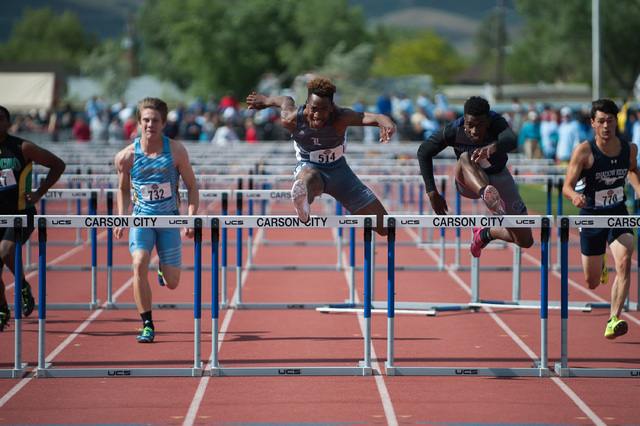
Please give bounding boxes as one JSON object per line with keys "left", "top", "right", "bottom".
{"left": 600, "top": 254, "right": 609, "bottom": 285}
{"left": 470, "top": 227, "right": 487, "bottom": 258}
{"left": 481, "top": 185, "right": 505, "bottom": 215}
{"left": 137, "top": 326, "right": 155, "bottom": 343}
{"left": 604, "top": 316, "right": 628, "bottom": 340}
{"left": 0, "top": 305, "right": 10, "bottom": 332}
{"left": 157, "top": 267, "right": 165, "bottom": 287}
{"left": 22, "top": 281, "right": 35, "bottom": 317}
{"left": 291, "top": 179, "right": 310, "bottom": 223}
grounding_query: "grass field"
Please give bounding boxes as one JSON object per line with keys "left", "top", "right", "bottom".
{"left": 518, "top": 184, "right": 579, "bottom": 216}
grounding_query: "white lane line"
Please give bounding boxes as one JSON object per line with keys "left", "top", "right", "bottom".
{"left": 408, "top": 228, "right": 605, "bottom": 426}
{"left": 521, "top": 250, "right": 640, "bottom": 326}
{"left": 344, "top": 255, "right": 398, "bottom": 426}
{"left": 182, "top": 226, "right": 258, "bottom": 426}
{"left": 0, "top": 239, "right": 141, "bottom": 409}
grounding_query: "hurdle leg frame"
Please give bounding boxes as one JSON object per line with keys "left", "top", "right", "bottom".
{"left": 210, "top": 217, "right": 373, "bottom": 376}
{"left": 1, "top": 217, "right": 29, "bottom": 379}
{"left": 36, "top": 216, "right": 204, "bottom": 378}
{"left": 385, "top": 215, "right": 551, "bottom": 377}
{"left": 555, "top": 216, "right": 639, "bottom": 378}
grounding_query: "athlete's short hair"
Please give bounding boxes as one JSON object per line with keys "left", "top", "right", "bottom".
{"left": 0, "top": 106, "right": 10, "bottom": 122}
{"left": 464, "top": 96, "right": 490, "bottom": 118}
{"left": 136, "top": 97, "right": 169, "bottom": 123}
{"left": 307, "top": 78, "right": 336, "bottom": 102}
{"left": 590, "top": 98, "right": 619, "bottom": 120}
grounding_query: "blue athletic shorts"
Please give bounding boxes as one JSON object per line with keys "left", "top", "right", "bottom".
{"left": 294, "top": 156, "right": 377, "bottom": 213}
{"left": 129, "top": 227, "right": 182, "bottom": 267}
{"left": 579, "top": 203, "right": 633, "bottom": 256}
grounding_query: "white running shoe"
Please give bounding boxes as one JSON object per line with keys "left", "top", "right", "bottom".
{"left": 481, "top": 185, "right": 505, "bottom": 215}
{"left": 291, "top": 180, "right": 310, "bottom": 223}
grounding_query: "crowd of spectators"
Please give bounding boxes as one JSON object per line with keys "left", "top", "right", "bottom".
{"left": 503, "top": 99, "right": 640, "bottom": 164}
{"left": 7, "top": 91, "right": 640, "bottom": 166}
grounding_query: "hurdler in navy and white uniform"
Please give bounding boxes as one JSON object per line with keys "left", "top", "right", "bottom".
{"left": 246, "top": 77, "right": 395, "bottom": 236}
{"left": 417, "top": 96, "right": 534, "bottom": 258}
{"left": 0, "top": 105, "right": 65, "bottom": 330}
{"left": 114, "top": 97, "right": 199, "bottom": 343}
{"left": 563, "top": 98, "right": 640, "bottom": 340}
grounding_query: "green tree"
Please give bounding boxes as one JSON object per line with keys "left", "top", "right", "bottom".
{"left": 81, "top": 40, "right": 131, "bottom": 102}
{"left": 0, "top": 7, "right": 97, "bottom": 71}
{"left": 370, "top": 30, "right": 466, "bottom": 85}
{"left": 136, "top": 0, "right": 369, "bottom": 98}
{"left": 508, "top": 0, "right": 640, "bottom": 97}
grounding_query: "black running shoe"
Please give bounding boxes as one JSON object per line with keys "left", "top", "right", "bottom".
{"left": 0, "top": 305, "right": 10, "bottom": 331}
{"left": 22, "top": 281, "right": 35, "bottom": 317}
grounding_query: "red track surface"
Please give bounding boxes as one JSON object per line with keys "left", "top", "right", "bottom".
{"left": 1, "top": 197, "right": 639, "bottom": 426}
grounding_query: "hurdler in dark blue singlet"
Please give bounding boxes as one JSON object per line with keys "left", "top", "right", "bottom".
{"left": 577, "top": 137, "right": 633, "bottom": 256}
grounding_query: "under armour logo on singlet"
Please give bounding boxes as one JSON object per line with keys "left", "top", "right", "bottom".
{"left": 611, "top": 159, "right": 617, "bottom": 164}
{"left": 312, "top": 137, "right": 321, "bottom": 145}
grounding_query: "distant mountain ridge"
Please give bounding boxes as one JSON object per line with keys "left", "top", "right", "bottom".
{"left": 2, "top": 0, "right": 518, "bottom": 47}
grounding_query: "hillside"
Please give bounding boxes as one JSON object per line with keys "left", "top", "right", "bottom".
{"left": 2, "top": 0, "right": 521, "bottom": 57}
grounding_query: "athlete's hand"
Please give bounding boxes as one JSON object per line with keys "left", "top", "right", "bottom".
{"left": 379, "top": 124, "right": 395, "bottom": 143}
{"left": 114, "top": 227, "right": 123, "bottom": 239}
{"left": 471, "top": 143, "right": 497, "bottom": 163}
{"left": 427, "top": 190, "right": 448, "bottom": 215}
{"left": 184, "top": 227, "right": 194, "bottom": 239}
{"left": 246, "top": 92, "right": 267, "bottom": 110}
{"left": 23, "top": 191, "right": 42, "bottom": 205}
{"left": 570, "top": 193, "right": 586, "bottom": 209}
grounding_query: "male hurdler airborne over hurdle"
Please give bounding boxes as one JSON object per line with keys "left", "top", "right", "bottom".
{"left": 246, "top": 77, "right": 395, "bottom": 236}
{"left": 417, "top": 96, "right": 534, "bottom": 257}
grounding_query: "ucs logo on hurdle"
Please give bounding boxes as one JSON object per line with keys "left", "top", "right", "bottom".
{"left": 455, "top": 369, "right": 479, "bottom": 375}
{"left": 278, "top": 369, "right": 302, "bottom": 375}
{"left": 107, "top": 370, "right": 133, "bottom": 376}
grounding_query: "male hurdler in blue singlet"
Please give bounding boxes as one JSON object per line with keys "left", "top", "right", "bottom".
{"left": 563, "top": 98, "right": 640, "bottom": 340}
{"left": 114, "top": 97, "right": 199, "bottom": 343}
{"left": 246, "top": 77, "right": 395, "bottom": 236}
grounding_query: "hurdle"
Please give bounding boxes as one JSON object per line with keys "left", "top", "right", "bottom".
{"left": 35, "top": 215, "right": 204, "bottom": 378}
{"left": 1, "top": 215, "right": 29, "bottom": 379}
{"left": 555, "top": 215, "right": 640, "bottom": 378}
{"left": 234, "top": 189, "right": 342, "bottom": 270}
{"left": 384, "top": 214, "right": 552, "bottom": 377}
{"left": 98, "top": 188, "right": 231, "bottom": 310}
{"left": 209, "top": 215, "right": 374, "bottom": 376}
{"left": 224, "top": 214, "right": 374, "bottom": 311}
{"left": 448, "top": 176, "right": 568, "bottom": 311}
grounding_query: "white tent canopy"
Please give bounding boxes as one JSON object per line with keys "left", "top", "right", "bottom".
{"left": 0, "top": 72, "right": 56, "bottom": 112}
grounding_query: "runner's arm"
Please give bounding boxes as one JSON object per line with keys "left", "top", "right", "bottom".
{"left": 562, "top": 141, "right": 590, "bottom": 208}
{"left": 21, "top": 141, "right": 66, "bottom": 204}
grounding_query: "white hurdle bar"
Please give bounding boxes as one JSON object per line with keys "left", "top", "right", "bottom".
{"left": 233, "top": 189, "right": 342, "bottom": 271}
{"left": 34, "top": 215, "right": 204, "bottom": 378}
{"left": 218, "top": 214, "right": 374, "bottom": 311}
{"left": 555, "top": 215, "right": 640, "bottom": 378}
{"left": 384, "top": 215, "right": 552, "bottom": 377}
{"left": 0, "top": 215, "right": 29, "bottom": 379}
{"left": 209, "top": 215, "right": 375, "bottom": 376}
